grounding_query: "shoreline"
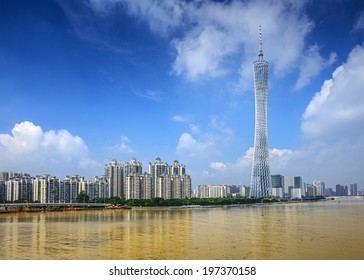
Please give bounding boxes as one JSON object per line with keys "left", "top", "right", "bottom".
{"left": 0, "top": 196, "right": 341, "bottom": 214}
{"left": 0, "top": 206, "right": 110, "bottom": 214}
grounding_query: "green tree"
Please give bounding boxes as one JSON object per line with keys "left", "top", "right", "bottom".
{"left": 75, "top": 191, "right": 90, "bottom": 203}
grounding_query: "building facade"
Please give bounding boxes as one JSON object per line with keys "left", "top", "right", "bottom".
{"left": 169, "top": 160, "right": 186, "bottom": 176}
{"left": 6, "top": 174, "right": 32, "bottom": 202}
{"left": 335, "top": 184, "right": 348, "bottom": 196}
{"left": 271, "top": 174, "right": 284, "bottom": 198}
{"left": 125, "top": 172, "right": 153, "bottom": 200}
{"left": 283, "top": 176, "right": 303, "bottom": 199}
{"left": 349, "top": 183, "right": 358, "bottom": 196}
{"left": 123, "top": 158, "right": 142, "bottom": 197}
{"left": 194, "top": 184, "right": 241, "bottom": 198}
{"left": 0, "top": 180, "right": 6, "bottom": 203}
{"left": 313, "top": 180, "right": 325, "bottom": 196}
{"left": 105, "top": 159, "right": 123, "bottom": 198}
{"left": 33, "top": 175, "right": 48, "bottom": 203}
{"left": 92, "top": 175, "right": 109, "bottom": 199}
{"left": 0, "top": 157, "right": 190, "bottom": 202}
{"left": 250, "top": 27, "right": 272, "bottom": 197}
{"left": 149, "top": 157, "right": 169, "bottom": 198}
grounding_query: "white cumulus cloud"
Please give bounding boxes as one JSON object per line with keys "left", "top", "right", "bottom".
{"left": 0, "top": 121, "right": 43, "bottom": 155}
{"left": 292, "top": 42, "right": 364, "bottom": 187}
{"left": 302, "top": 43, "right": 364, "bottom": 140}
{"left": 176, "top": 116, "right": 234, "bottom": 159}
{"left": 176, "top": 132, "right": 211, "bottom": 157}
{"left": 172, "top": 25, "right": 234, "bottom": 80}
{"left": 0, "top": 121, "right": 100, "bottom": 177}
{"left": 171, "top": 0, "right": 314, "bottom": 83}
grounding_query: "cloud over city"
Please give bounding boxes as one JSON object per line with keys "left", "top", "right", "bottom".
{"left": 108, "top": 135, "right": 136, "bottom": 155}
{"left": 176, "top": 116, "right": 234, "bottom": 159}
{"left": 302, "top": 43, "right": 364, "bottom": 140}
{"left": 0, "top": 121, "right": 100, "bottom": 177}
{"left": 61, "top": 0, "right": 332, "bottom": 90}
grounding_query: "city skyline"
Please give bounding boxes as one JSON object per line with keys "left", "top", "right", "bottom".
{"left": 1, "top": 161, "right": 361, "bottom": 194}
{"left": 2, "top": 166, "right": 362, "bottom": 204}
{"left": 0, "top": 157, "right": 192, "bottom": 202}
{"left": 1, "top": 1, "right": 364, "bottom": 188}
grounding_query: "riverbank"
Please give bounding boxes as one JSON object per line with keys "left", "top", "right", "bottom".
{"left": 0, "top": 204, "right": 131, "bottom": 214}
{"left": 0, "top": 206, "right": 104, "bottom": 214}
{"left": 0, "top": 196, "right": 336, "bottom": 214}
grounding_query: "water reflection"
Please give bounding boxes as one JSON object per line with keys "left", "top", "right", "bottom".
{"left": 0, "top": 198, "right": 364, "bottom": 259}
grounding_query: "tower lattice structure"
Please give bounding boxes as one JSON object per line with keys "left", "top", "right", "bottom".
{"left": 250, "top": 26, "right": 272, "bottom": 197}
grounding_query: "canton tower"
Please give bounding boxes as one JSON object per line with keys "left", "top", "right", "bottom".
{"left": 250, "top": 26, "right": 272, "bottom": 197}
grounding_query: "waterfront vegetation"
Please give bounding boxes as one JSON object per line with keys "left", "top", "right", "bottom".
{"left": 2, "top": 192, "right": 328, "bottom": 208}
{"left": 122, "top": 196, "right": 279, "bottom": 207}
{"left": 75, "top": 193, "right": 279, "bottom": 207}
{"left": 3, "top": 192, "right": 280, "bottom": 207}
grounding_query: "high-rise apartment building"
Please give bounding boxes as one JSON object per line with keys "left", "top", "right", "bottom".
{"left": 1, "top": 157, "right": 190, "bottom": 202}
{"left": 33, "top": 175, "right": 48, "bottom": 203}
{"left": 306, "top": 184, "right": 316, "bottom": 197}
{"left": 156, "top": 173, "right": 191, "bottom": 200}
{"left": 349, "top": 183, "right": 358, "bottom": 196}
{"left": 93, "top": 175, "right": 109, "bottom": 199}
{"left": 124, "top": 158, "right": 143, "bottom": 175}
{"left": 105, "top": 159, "right": 123, "bottom": 198}
{"left": 6, "top": 174, "right": 32, "bottom": 202}
{"left": 50, "top": 176, "right": 62, "bottom": 203}
{"left": 125, "top": 173, "right": 141, "bottom": 200}
{"left": 0, "top": 172, "right": 10, "bottom": 181}
{"left": 194, "top": 184, "right": 239, "bottom": 198}
{"left": 313, "top": 180, "right": 325, "bottom": 196}
{"left": 0, "top": 180, "right": 5, "bottom": 203}
{"left": 139, "top": 173, "right": 153, "bottom": 199}
{"left": 240, "top": 185, "right": 250, "bottom": 197}
{"left": 181, "top": 174, "right": 192, "bottom": 199}
{"left": 6, "top": 179, "right": 20, "bottom": 202}
{"left": 0, "top": 172, "right": 23, "bottom": 182}
{"left": 123, "top": 158, "right": 143, "bottom": 199}
{"left": 250, "top": 27, "right": 272, "bottom": 197}
{"left": 170, "top": 160, "right": 186, "bottom": 176}
{"left": 125, "top": 172, "right": 152, "bottom": 200}
{"left": 335, "top": 184, "right": 348, "bottom": 196}
{"left": 149, "top": 157, "right": 169, "bottom": 197}
{"left": 62, "top": 175, "right": 82, "bottom": 203}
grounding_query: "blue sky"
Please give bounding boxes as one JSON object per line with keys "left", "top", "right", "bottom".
{"left": 1, "top": 0, "right": 364, "bottom": 189}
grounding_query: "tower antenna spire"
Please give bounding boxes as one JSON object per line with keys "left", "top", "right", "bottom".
{"left": 259, "top": 25, "right": 263, "bottom": 60}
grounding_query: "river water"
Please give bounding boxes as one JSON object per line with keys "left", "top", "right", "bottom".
{"left": 1, "top": 197, "right": 363, "bottom": 260}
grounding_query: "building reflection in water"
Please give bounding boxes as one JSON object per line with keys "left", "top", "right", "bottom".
{"left": 0, "top": 209, "right": 193, "bottom": 259}
{"left": 1, "top": 198, "right": 364, "bottom": 259}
